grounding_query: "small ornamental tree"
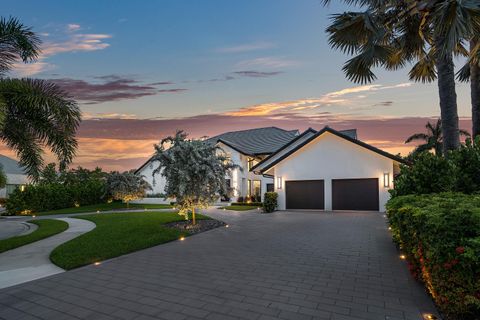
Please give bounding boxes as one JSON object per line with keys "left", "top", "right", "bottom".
{"left": 106, "top": 171, "right": 151, "bottom": 207}
{"left": 152, "top": 131, "right": 237, "bottom": 224}
{"left": 0, "top": 165, "right": 7, "bottom": 189}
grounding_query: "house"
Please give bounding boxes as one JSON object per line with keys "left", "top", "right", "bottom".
{"left": 136, "top": 127, "right": 300, "bottom": 202}
{"left": 136, "top": 126, "right": 358, "bottom": 203}
{"left": 251, "top": 126, "right": 404, "bottom": 212}
{"left": 0, "top": 155, "right": 28, "bottom": 199}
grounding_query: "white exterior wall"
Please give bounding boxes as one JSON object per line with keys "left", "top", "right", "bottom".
{"left": 138, "top": 143, "right": 273, "bottom": 203}
{"left": 0, "top": 173, "right": 29, "bottom": 198}
{"left": 217, "top": 143, "right": 273, "bottom": 202}
{"left": 270, "top": 132, "right": 395, "bottom": 212}
{"left": 136, "top": 160, "right": 171, "bottom": 204}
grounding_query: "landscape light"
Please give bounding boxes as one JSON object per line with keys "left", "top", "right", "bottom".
{"left": 32, "top": 215, "right": 36, "bottom": 218}
{"left": 383, "top": 172, "right": 390, "bottom": 188}
{"left": 388, "top": 226, "right": 392, "bottom": 230}
{"left": 400, "top": 254, "right": 406, "bottom": 260}
{"left": 225, "top": 224, "right": 229, "bottom": 228}
{"left": 423, "top": 314, "right": 437, "bottom": 320}
{"left": 179, "top": 236, "right": 185, "bottom": 241}
{"left": 94, "top": 262, "right": 101, "bottom": 266}
{"left": 96, "top": 210, "right": 100, "bottom": 213}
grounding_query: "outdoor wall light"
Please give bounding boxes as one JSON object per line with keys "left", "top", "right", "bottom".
{"left": 383, "top": 172, "right": 390, "bottom": 188}
{"left": 277, "top": 176, "right": 282, "bottom": 189}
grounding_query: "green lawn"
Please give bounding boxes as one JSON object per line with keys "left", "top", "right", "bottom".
{"left": 36, "top": 202, "right": 173, "bottom": 216}
{"left": 0, "top": 219, "right": 69, "bottom": 253}
{"left": 50, "top": 211, "right": 208, "bottom": 270}
{"left": 221, "top": 205, "right": 260, "bottom": 211}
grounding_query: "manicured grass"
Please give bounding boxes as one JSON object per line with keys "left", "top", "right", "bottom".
{"left": 0, "top": 219, "right": 69, "bottom": 253}
{"left": 50, "top": 211, "right": 208, "bottom": 270}
{"left": 36, "top": 202, "right": 173, "bottom": 216}
{"left": 222, "top": 205, "right": 260, "bottom": 211}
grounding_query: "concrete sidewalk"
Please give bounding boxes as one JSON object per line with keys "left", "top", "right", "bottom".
{"left": 0, "top": 220, "right": 37, "bottom": 240}
{"left": 0, "top": 217, "right": 95, "bottom": 289}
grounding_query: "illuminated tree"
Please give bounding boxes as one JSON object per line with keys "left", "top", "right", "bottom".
{"left": 106, "top": 171, "right": 151, "bottom": 207}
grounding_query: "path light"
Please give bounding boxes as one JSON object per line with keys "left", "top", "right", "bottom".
{"left": 423, "top": 314, "right": 437, "bottom": 320}
{"left": 223, "top": 208, "right": 226, "bottom": 211}
{"left": 388, "top": 226, "right": 392, "bottom": 230}
{"left": 94, "top": 262, "right": 101, "bottom": 266}
{"left": 225, "top": 224, "right": 229, "bottom": 228}
{"left": 400, "top": 254, "right": 406, "bottom": 260}
{"left": 32, "top": 215, "right": 36, "bottom": 218}
{"left": 96, "top": 210, "right": 100, "bottom": 213}
{"left": 179, "top": 236, "right": 185, "bottom": 241}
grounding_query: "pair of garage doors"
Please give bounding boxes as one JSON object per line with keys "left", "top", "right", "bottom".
{"left": 285, "top": 178, "right": 379, "bottom": 211}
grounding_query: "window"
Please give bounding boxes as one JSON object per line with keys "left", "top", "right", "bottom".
{"left": 253, "top": 180, "right": 261, "bottom": 197}
{"left": 266, "top": 183, "right": 274, "bottom": 192}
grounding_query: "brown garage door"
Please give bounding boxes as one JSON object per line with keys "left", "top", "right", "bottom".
{"left": 286, "top": 180, "right": 324, "bottom": 210}
{"left": 332, "top": 178, "right": 379, "bottom": 211}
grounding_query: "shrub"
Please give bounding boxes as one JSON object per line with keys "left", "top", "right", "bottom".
{"left": 237, "top": 196, "right": 244, "bottom": 203}
{"left": 4, "top": 165, "right": 108, "bottom": 215}
{"left": 392, "top": 138, "right": 480, "bottom": 197}
{"left": 391, "top": 152, "right": 453, "bottom": 197}
{"left": 263, "top": 192, "right": 278, "bottom": 213}
{"left": 230, "top": 202, "right": 262, "bottom": 207}
{"left": 386, "top": 193, "right": 480, "bottom": 319}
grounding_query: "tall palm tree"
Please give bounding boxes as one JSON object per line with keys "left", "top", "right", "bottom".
{"left": 405, "top": 119, "right": 470, "bottom": 156}
{"left": 0, "top": 17, "right": 81, "bottom": 180}
{"left": 457, "top": 38, "right": 480, "bottom": 137}
{"left": 323, "top": 0, "right": 480, "bottom": 154}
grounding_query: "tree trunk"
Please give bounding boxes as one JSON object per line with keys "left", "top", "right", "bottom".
{"left": 435, "top": 37, "right": 460, "bottom": 154}
{"left": 471, "top": 40, "right": 480, "bottom": 138}
{"left": 192, "top": 207, "right": 196, "bottom": 225}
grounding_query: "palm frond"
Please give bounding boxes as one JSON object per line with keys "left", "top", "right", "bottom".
{"left": 0, "top": 17, "right": 41, "bottom": 75}
{"left": 0, "top": 78, "right": 81, "bottom": 179}
{"left": 405, "top": 133, "right": 429, "bottom": 144}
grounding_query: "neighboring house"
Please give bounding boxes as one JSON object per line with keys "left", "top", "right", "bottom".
{"left": 251, "top": 126, "right": 404, "bottom": 212}
{"left": 136, "top": 126, "right": 357, "bottom": 203}
{"left": 0, "top": 155, "right": 28, "bottom": 199}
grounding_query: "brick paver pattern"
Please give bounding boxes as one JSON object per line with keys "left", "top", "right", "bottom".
{"left": 0, "top": 210, "right": 439, "bottom": 320}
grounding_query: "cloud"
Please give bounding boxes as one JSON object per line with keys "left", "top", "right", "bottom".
{"left": 224, "top": 83, "right": 413, "bottom": 116}
{"left": 83, "top": 112, "right": 138, "bottom": 120}
{"left": 67, "top": 23, "right": 81, "bottom": 31}
{"left": 236, "top": 57, "right": 299, "bottom": 69}
{"left": 217, "top": 42, "right": 274, "bottom": 53}
{"left": 12, "top": 26, "right": 112, "bottom": 76}
{"left": 233, "top": 71, "right": 283, "bottom": 78}
{"left": 51, "top": 76, "right": 186, "bottom": 104}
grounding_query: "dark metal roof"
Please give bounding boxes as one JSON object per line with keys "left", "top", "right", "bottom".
{"left": 207, "top": 127, "right": 300, "bottom": 156}
{"left": 0, "top": 155, "right": 26, "bottom": 175}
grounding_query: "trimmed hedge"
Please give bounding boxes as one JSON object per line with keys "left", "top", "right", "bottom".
{"left": 386, "top": 193, "right": 480, "bottom": 319}
{"left": 5, "top": 181, "right": 105, "bottom": 215}
{"left": 262, "top": 192, "right": 277, "bottom": 213}
{"left": 230, "top": 202, "right": 263, "bottom": 207}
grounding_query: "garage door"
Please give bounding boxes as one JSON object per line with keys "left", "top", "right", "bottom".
{"left": 286, "top": 180, "right": 324, "bottom": 210}
{"left": 332, "top": 178, "right": 379, "bottom": 211}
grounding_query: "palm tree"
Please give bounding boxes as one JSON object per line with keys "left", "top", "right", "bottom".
{"left": 323, "top": 0, "right": 480, "bottom": 154}
{"left": 457, "top": 38, "right": 480, "bottom": 137}
{"left": 405, "top": 119, "right": 470, "bottom": 156}
{"left": 0, "top": 17, "right": 81, "bottom": 180}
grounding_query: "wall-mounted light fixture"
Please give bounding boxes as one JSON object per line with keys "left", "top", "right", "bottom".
{"left": 383, "top": 172, "right": 390, "bottom": 188}
{"left": 277, "top": 176, "right": 282, "bottom": 189}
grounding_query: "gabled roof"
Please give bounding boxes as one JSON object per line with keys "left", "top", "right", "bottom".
{"left": 207, "top": 127, "right": 300, "bottom": 156}
{"left": 252, "top": 126, "right": 405, "bottom": 174}
{"left": 0, "top": 155, "right": 26, "bottom": 175}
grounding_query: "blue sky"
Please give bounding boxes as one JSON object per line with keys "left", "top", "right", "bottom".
{"left": 1, "top": 0, "right": 473, "bottom": 170}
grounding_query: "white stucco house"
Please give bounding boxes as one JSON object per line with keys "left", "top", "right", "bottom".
{"left": 136, "top": 126, "right": 403, "bottom": 211}
{"left": 0, "top": 155, "right": 29, "bottom": 199}
{"left": 136, "top": 127, "right": 304, "bottom": 202}
{"left": 251, "top": 127, "right": 403, "bottom": 212}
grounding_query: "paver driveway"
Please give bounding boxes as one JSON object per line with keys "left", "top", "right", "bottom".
{"left": 0, "top": 210, "right": 439, "bottom": 320}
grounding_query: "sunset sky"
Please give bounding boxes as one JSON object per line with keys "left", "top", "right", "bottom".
{"left": 2, "top": 0, "right": 473, "bottom": 171}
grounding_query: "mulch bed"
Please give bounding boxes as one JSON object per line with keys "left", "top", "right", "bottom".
{"left": 165, "top": 219, "right": 226, "bottom": 234}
